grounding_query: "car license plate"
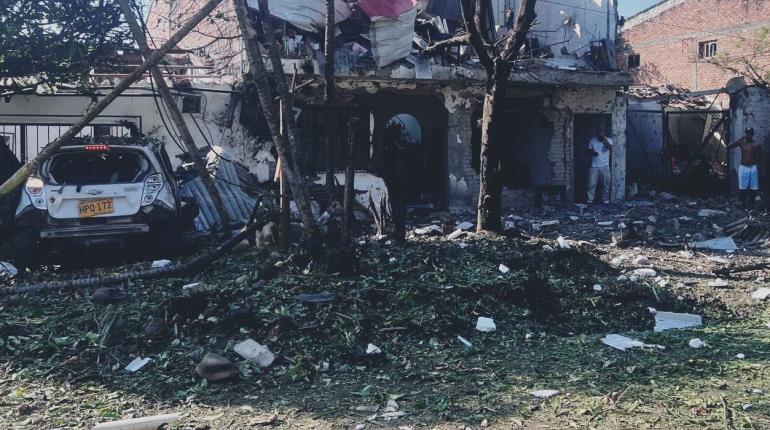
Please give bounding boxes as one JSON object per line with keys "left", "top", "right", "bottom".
{"left": 78, "top": 199, "right": 114, "bottom": 218}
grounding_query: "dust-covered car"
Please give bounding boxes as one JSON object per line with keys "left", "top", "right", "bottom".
{"left": 14, "top": 137, "right": 198, "bottom": 265}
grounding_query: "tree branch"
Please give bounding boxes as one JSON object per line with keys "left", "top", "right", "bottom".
{"left": 423, "top": 33, "right": 470, "bottom": 54}
{"left": 460, "top": 0, "right": 494, "bottom": 72}
{"left": 501, "top": 0, "right": 537, "bottom": 61}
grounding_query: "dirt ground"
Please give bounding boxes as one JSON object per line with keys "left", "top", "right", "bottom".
{"left": 1, "top": 194, "right": 769, "bottom": 429}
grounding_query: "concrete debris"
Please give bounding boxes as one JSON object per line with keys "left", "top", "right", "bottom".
{"left": 414, "top": 225, "right": 442, "bottom": 236}
{"left": 93, "top": 414, "right": 181, "bottom": 430}
{"left": 384, "top": 399, "right": 399, "bottom": 413}
{"left": 447, "top": 229, "right": 467, "bottom": 240}
{"left": 234, "top": 339, "right": 275, "bottom": 368}
{"left": 556, "top": 236, "right": 572, "bottom": 249}
{"left": 475, "top": 317, "right": 496, "bottom": 332}
{"left": 366, "top": 343, "right": 383, "bottom": 354}
{"left": 633, "top": 255, "right": 650, "bottom": 266}
{"left": 379, "top": 411, "right": 407, "bottom": 420}
{"left": 601, "top": 334, "right": 664, "bottom": 351}
{"left": 659, "top": 192, "right": 676, "bottom": 200}
{"left": 195, "top": 352, "right": 239, "bottom": 382}
{"left": 151, "top": 259, "right": 172, "bottom": 268}
{"left": 498, "top": 264, "right": 510, "bottom": 274}
{"left": 611, "top": 255, "right": 629, "bottom": 266}
{"left": 653, "top": 311, "right": 703, "bottom": 332}
{"left": 91, "top": 287, "right": 127, "bottom": 305}
{"left": 694, "top": 237, "right": 737, "bottom": 251}
{"left": 688, "top": 338, "right": 706, "bottom": 349}
{"left": 0, "top": 261, "right": 18, "bottom": 280}
{"left": 708, "top": 279, "right": 729, "bottom": 288}
{"left": 456, "top": 221, "right": 474, "bottom": 231}
{"left": 593, "top": 284, "right": 603, "bottom": 292}
{"left": 530, "top": 389, "right": 560, "bottom": 398}
{"left": 698, "top": 209, "right": 726, "bottom": 218}
{"left": 751, "top": 288, "right": 770, "bottom": 300}
{"left": 633, "top": 268, "right": 657, "bottom": 278}
{"left": 125, "top": 357, "right": 152, "bottom": 372}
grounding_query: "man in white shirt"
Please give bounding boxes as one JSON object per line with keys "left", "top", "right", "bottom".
{"left": 587, "top": 129, "right": 613, "bottom": 204}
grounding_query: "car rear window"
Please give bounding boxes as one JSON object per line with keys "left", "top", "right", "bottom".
{"left": 47, "top": 150, "right": 150, "bottom": 184}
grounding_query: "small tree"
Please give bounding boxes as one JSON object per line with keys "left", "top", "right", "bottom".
{"left": 428, "top": 0, "right": 537, "bottom": 232}
{"left": 710, "top": 26, "right": 770, "bottom": 87}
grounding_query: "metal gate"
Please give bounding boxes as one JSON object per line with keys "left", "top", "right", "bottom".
{"left": 626, "top": 109, "right": 730, "bottom": 194}
{"left": 0, "top": 114, "right": 141, "bottom": 163}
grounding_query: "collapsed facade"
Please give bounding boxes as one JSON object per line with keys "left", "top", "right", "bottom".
{"left": 1, "top": 0, "right": 632, "bottom": 213}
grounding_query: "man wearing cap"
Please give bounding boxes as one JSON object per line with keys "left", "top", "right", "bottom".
{"left": 727, "top": 127, "right": 762, "bottom": 209}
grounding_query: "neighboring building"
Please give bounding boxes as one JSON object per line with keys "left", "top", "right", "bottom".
{"left": 618, "top": 0, "right": 770, "bottom": 91}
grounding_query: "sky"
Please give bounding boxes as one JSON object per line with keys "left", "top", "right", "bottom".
{"left": 618, "top": 0, "right": 663, "bottom": 18}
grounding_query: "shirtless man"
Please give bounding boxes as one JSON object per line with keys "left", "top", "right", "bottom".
{"left": 727, "top": 127, "right": 762, "bottom": 209}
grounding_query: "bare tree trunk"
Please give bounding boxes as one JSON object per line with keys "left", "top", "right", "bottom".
{"left": 234, "top": 0, "right": 318, "bottom": 239}
{"left": 324, "top": 0, "right": 336, "bottom": 206}
{"left": 342, "top": 114, "right": 358, "bottom": 241}
{"left": 119, "top": 0, "right": 231, "bottom": 227}
{"left": 457, "top": 0, "right": 537, "bottom": 233}
{"left": 0, "top": 0, "right": 224, "bottom": 195}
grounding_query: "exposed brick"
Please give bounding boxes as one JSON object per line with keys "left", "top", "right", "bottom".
{"left": 619, "top": 0, "right": 770, "bottom": 91}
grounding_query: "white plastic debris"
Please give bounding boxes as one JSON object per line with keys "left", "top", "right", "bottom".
{"left": 366, "top": 343, "right": 383, "bottom": 354}
{"left": 751, "top": 288, "right": 770, "bottom": 300}
{"left": 182, "top": 282, "right": 201, "bottom": 290}
{"left": 556, "top": 236, "right": 572, "bottom": 249}
{"left": 93, "top": 414, "right": 181, "bottom": 430}
{"left": 736, "top": 353, "right": 746, "bottom": 359}
{"left": 601, "top": 334, "right": 664, "bottom": 351}
{"left": 457, "top": 221, "right": 474, "bottom": 231}
{"left": 476, "top": 317, "right": 496, "bottom": 332}
{"left": 688, "top": 338, "right": 706, "bottom": 349}
{"left": 530, "top": 389, "right": 560, "bottom": 398}
{"left": 653, "top": 311, "right": 703, "bottom": 332}
{"left": 633, "top": 268, "right": 657, "bottom": 278}
{"left": 234, "top": 339, "right": 275, "bottom": 368}
{"left": 542, "top": 245, "right": 554, "bottom": 252}
{"left": 597, "top": 221, "right": 614, "bottom": 226}
{"left": 0, "top": 261, "right": 18, "bottom": 280}
{"left": 457, "top": 335, "right": 473, "bottom": 347}
{"left": 593, "top": 284, "right": 603, "bottom": 292}
{"left": 695, "top": 237, "right": 737, "bottom": 251}
{"left": 708, "top": 279, "right": 729, "bottom": 288}
{"left": 125, "top": 357, "right": 152, "bottom": 372}
{"left": 151, "top": 259, "right": 172, "bottom": 268}
{"left": 498, "top": 264, "right": 510, "bottom": 274}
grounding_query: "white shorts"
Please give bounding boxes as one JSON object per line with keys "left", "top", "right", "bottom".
{"left": 739, "top": 165, "right": 759, "bottom": 190}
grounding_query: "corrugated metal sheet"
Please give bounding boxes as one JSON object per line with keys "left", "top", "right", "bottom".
{"left": 369, "top": 6, "right": 418, "bottom": 67}
{"left": 357, "top": 0, "right": 417, "bottom": 19}
{"left": 180, "top": 148, "right": 258, "bottom": 232}
{"left": 247, "top": 0, "right": 352, "bottom": 32}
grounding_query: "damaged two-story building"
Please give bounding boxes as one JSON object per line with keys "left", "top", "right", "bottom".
{"left": 1, "top": 0, "right": 632, "bottom": 214}
{"left": 146, "top": 0, "right": 632, "bottom": 208}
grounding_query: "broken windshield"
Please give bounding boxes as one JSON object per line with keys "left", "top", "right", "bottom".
{"left": 46, "top": 150, "right": 149, "bottom": 185}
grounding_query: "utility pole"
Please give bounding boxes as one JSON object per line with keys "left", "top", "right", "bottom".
{"left": 119, "top": 0, "right": 231, "bottom": 227}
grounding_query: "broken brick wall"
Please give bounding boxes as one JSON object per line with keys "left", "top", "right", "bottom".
{"left": 445, "top": 85, "right": 626, "bottom": 209}
{"left": 618, "top": 0, "right": 770, "bottom": 91}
